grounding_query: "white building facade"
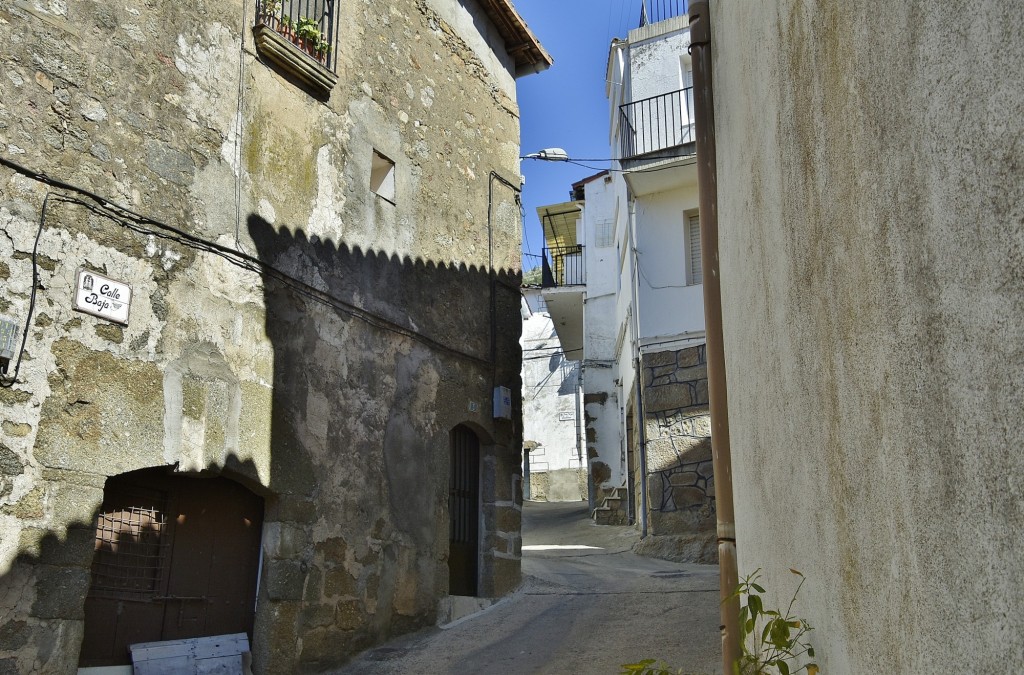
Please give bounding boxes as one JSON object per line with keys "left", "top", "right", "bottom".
{"left": 520, "top": 288, "right": 587, "bottom": 502}
{"left": 539, "top": 9, "right": 716, "bottom": 561}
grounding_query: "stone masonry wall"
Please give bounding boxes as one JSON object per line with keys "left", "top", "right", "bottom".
{"left": 0, "top": 0, "right": 527, "bottom": 672}
{"left": 638, "top": 344, "right": 716, "bottom": 562}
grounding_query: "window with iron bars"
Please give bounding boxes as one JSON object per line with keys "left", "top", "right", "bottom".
{"left": 256, "top": 0, "right": 337, "bottom": 71}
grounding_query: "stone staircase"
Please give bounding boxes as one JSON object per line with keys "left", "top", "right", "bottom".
{"left": 592, "top": 486, "right": 629, "bottom": 525}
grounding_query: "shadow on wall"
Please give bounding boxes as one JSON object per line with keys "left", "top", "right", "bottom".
{"left": 246, "top": 213, "right": 520, "bottom": 367}
{"left": 0, "top": 455, "right": 269, "bottom": 674}
{"left": 0, "top": 211, "right": 525, "bottom": 673}
{"left": 244, "top": 214, "right": 525, "bottom": 671}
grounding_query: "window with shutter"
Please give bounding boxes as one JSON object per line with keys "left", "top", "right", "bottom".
{"left": 688, "top": 213, "right": 702, "bottom": 285}
{"left": 595, "top": 218, "right": 614, "bottom": 248}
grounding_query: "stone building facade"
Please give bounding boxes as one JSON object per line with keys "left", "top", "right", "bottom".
{"left": 632, "top": 344, "right": 716, "bottom": 563}
{"left": 0, "top": 0, "right": 547, "bottom": 672}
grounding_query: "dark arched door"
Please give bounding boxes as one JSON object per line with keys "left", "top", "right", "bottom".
{"left": 78, "top": 468, "right": 264, "bottom": 667}
{"left": 449, "top": 425, "right": 480, "bottom": 596}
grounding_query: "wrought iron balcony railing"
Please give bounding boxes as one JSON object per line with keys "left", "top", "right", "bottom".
{"left": 257, "top": 0, "right": 336, "bottom": 71}
{"left": 541, "top": 245, "right": 585, "bottom": 288}
{"left": 618, "top": 87, "right": 696, "bottom": 160}
{"left": 639, "top": 0, "right": 689, "bottom": 26}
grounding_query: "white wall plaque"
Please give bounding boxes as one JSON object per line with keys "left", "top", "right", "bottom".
{"left": 74, "top": 268, "right": 132, "bottom": 325}
{"left": 558, "top": 411, "right": 575, "bottom": 421}
{"left": 493, "top": 385, "right": 512, "bottom": 420}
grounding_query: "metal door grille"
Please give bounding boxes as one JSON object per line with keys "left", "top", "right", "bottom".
{"left": 449, "top": 428, "right": 479, "bottom": 545}
{"left": 449, "top": 426, "right": 480, "bottom": 596}
{"left": 88, "top": 488, "right": 170, "bottom": 601}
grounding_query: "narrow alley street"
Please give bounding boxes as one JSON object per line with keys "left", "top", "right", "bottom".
{"left": 335, "top": 502, "right": 721, "bottom": 675}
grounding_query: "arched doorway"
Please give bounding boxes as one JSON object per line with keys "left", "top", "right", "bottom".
{"left": 449, "top": 425, "right": 480, "bottom": 596}
{"left": 78, "top": 468, "right": 264, "bottom": 667}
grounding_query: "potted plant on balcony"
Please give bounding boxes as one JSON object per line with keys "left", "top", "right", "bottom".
{"left": 278, "top": 14, "right": 294, "bottom": 38}
{"left": 295, "top": 17, "right": 326, "bottom": 62}
{"left": 259, "top": 0, "right": 281, "bottom": 22}
{"left": 314, "top": 36, "right": 331, "bottom": 62}
{"left": 251, "top": 3, "right": 338, "bottom": 96}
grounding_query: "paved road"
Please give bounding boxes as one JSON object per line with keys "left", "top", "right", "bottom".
{"left": 335, "top": 501, "right": 721, "bottom": 675}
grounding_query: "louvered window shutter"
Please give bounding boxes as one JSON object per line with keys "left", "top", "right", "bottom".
{"left": 688, "top": 213, "right": 703, "bottom": 285}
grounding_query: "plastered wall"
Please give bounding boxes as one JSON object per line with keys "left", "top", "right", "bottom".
{"left": 713, "top": 1, "right": 1024, "bottom": 671}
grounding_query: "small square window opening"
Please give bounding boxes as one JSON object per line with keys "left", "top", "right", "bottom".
{"left": 370, "top": 151, "right": 396, "bottom": 204}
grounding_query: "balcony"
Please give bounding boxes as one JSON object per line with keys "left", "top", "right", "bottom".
{"left": 618, "top": 87, "right": 696, "bottom": 160}
{"left": 617, "top": 87, "right": 698, "bottom": 196}
{"left": 253, "top": 0, "right": 338, "bottom": 96}
{"left": 539, "top": 245, "right": 585, "bottom": 360}
{"left": 638, "top": 0, "right": 690, "bottom": 26}
{"left": 540, "top": 245, "right": 585, "bottom": 288}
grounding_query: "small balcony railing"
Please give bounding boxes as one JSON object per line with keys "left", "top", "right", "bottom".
{"left": 541, "top": 245, "right": 585, "bottom": 288}
{"left": 257, "top": 0, "right": 336, "bottom": 71}
{"left": 618, "top": 87, "right": 696, "bottom": 160}
{"left": 639, "top": 0, "right": 689, "bottom": 26}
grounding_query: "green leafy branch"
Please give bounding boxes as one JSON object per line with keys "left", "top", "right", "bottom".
{"left": 620, "top": 659, "right": 708, "bottom": 675}
{"left": 730, "top": 568, "right": 819, "bottom": 675}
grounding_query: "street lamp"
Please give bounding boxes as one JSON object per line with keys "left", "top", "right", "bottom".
{"left": 521, "top": 148, "right": 569, "bottom": 161}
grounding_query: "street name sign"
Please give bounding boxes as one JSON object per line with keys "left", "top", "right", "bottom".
{"left": 73, "top": 268, "right": 132, "bottom": 325}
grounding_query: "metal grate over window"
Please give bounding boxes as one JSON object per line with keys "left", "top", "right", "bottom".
{"left": 87, "top": 489, "right": 170, "bottom": 601}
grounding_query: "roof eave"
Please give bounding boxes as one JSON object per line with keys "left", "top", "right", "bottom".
{"left": 477, "top": 0, "right": 553, "bottom": 77}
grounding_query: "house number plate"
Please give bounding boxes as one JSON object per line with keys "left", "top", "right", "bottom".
{"left": 73, "top": 268, "right": 132, "bottom": 325}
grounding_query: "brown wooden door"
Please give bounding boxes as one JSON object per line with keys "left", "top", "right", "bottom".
{"left": 79, "top": 469, "right": 263, "bottom": 667}
{"left": 448, "top": 426, "right": 480, "bottom": 596}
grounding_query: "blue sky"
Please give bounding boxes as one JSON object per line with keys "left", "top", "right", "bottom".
{"left": 514, "top": 0, "right": 651, "bottom": 272}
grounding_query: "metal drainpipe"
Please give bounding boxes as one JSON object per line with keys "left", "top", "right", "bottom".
{"left": 634, "top": 355, "right": 648, "bottom": 538}
{"left": 574, "top": 362, "right": 585, "bottom": 498}
{"left": 488, "top": 172, "right": 522, "bottom": 373}
{"left": 628, "top": 198, "right": 649, "bottom": 538}
{"left": 689, "top": 2, "right": 740, "bottom": 673}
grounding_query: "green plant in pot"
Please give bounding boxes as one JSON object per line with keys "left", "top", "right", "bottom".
{"left": 315, "top": 36, "right": 331, "bottom": 59}
{"left": 261, "top": 0, "right": 281, "bottom": 20}
{"left": 296, "top": 17, "right": 321, "bottom": 42}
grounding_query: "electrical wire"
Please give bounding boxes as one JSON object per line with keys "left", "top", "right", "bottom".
{"left": 567, "top": 158, "right": 695, "bottom": 174}
{"left": 234, "top": 0, "right": 248, "bottom": 248}
{"left": 522, "top": 347, "right": 582, "bottom": 361}
{"left": 520, "top": 153, "right": 696, "bottom": 162}
{"left": 0, "top": 156, "right": 495, "bottom": 378}
{"left": 520, "top": 155, "right": 698, "bottom": 175}
{"left": 0, "top": 192, "right": 50, "bottom": 388}
{"left": 636, "top": 257, "right": 689, "bottom": 289}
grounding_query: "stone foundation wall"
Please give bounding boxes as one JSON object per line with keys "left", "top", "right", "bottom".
{"left": 640, "top": 344, "right": 716, "bottom": 559}
{"left": 527, "top": 468, "right": 587, "bottom": 502}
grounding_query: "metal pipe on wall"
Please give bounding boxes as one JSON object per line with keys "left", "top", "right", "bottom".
{"left": 628, "top": 198, "right": 649, "bottom": 539}
{"left": 688, "top": 2, "right": 740, "bottom": 673}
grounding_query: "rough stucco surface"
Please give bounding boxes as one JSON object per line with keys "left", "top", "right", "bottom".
{"left": 713, "top": 2, "right": 1024, "bottom": 672}
{"left": 0, "top": 0, "right": 526, "bottom": 672}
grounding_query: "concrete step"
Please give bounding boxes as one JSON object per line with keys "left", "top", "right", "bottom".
{"left": 592, "top": 486, "right": 629, "bottom": 526}
{"left": 436, "top": 595, "right": 503, "bottom": 627}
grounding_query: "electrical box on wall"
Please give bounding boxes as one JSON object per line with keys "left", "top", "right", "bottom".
{"left": 493, "top": 386, "right": 512, "bottom": 420}
{"left": 0, "top": 316, "right": 19, "bottom": 373}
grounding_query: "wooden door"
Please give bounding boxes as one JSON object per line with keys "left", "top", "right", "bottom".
{"left": 79, "top": 469, "right": 263, "bottom": 667}
{"left": 448, "top": 426, "right": 480, "bottom": 596}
